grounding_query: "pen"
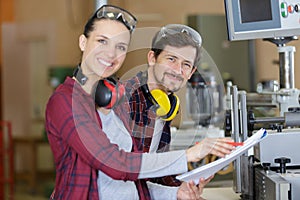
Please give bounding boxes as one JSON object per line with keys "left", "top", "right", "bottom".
{"left": 227, "top": 141, "right": 244, "bottom": 146}
{"left": 195, "top": 141, "right": 244, "bottom": 146}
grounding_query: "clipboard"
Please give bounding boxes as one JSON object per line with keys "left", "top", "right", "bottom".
{"left": 176, "top": 128, "right": 268, "bottom": 184}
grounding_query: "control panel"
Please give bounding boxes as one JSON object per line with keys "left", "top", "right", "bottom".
{"left": 225, "top": 0, "right": 300, "bottom": 40}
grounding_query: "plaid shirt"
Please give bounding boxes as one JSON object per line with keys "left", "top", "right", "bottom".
{"left": 45, "top": 77, "right": 150, "bottom": 200}
{"left": 116, "top": 71, "right": 182, "bottom": 186}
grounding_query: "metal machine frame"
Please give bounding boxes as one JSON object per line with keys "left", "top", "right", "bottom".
{"left": 227, "top": 37, "right": 300, "bottom": 199}
{"left": 224, "top": 1, "right": 300, "bottom": 199}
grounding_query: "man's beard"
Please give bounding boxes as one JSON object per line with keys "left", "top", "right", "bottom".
{"left": 154, "top": 71, "right": 184, "bottom": 93}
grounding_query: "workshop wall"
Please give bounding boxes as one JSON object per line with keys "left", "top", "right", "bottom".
{"left": 2, "top": 0, "right": 300, "bottom": 172}
{"left": 115, "top": 0, "right": 300, "bottom": 88}
{"left": 3, "top": 0, "right": 232, "bottom": 135}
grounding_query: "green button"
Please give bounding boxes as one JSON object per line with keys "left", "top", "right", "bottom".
{"left": 281, "top": 2, "right": 288, "bottom": 17}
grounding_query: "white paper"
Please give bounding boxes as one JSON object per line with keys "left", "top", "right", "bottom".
{"left": 176, "top": 128, "right": 268, "bottom": 184}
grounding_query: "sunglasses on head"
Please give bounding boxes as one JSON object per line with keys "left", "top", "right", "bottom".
{"left": 159, "top": 24, "right": 202, "bottom": 47}
{"left": 95, "top": 5, "right": 137, "bottom": 33}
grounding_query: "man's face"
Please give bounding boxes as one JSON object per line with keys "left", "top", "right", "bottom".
{"left": 148, "top": 45, "right": 197, "bottom": 92}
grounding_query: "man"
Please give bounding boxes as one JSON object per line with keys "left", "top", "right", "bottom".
{"left": 115, "top": 24, "right": 230, "bottom": 198}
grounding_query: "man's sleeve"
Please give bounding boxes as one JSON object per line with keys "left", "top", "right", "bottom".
{"left": 150, "top": 122, "right": 182, "bottom": 186}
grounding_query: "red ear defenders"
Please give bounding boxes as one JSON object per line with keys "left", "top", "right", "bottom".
{"left": 94, "top": 77, "right": 125, "bottom": 109}
{"left": 73, "top": 66, "right": 125, "bottom": 109}
{"left": 141, "top": 84, "right": 180, "bottom": 121}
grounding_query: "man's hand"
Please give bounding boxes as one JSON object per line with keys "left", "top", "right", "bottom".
{"left": 177, "top": 175, "right": 214, "bottom": 200}
{"left": 186, "top": 137, "right": 235, "bottom": 162}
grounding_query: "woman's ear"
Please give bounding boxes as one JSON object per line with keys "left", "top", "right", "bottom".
{"left": 147, "top": 50, "right": 156, "bottom": 67}
{"left": 79, "top": 34, "right": 87, "bottom": 51}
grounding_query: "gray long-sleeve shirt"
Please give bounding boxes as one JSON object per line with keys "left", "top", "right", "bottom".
{"left": 97, "top": 110, "right": 187, "bottom": 200}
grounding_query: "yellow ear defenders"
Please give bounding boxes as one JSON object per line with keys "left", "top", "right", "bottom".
{"left": 141, "top": 85, "right": 180, "bottom": 121}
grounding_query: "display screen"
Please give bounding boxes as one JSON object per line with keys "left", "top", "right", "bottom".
{"left": 240, "top": 0, "right": 272, "bottom": 23}
{"left": 225, "top": 0, "right": 300, "bottom": 40}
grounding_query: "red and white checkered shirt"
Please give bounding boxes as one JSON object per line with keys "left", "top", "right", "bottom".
{"left": 46, "top": 77, "right": 150, "bottom": 200}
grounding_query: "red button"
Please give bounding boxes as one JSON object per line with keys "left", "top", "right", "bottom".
{"left": 288, "top": 5, "right": 294, "bottom": 13}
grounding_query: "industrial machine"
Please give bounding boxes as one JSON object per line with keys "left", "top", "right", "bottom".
{"left": 224, "top": 0, "right": 300, "bottom": 199}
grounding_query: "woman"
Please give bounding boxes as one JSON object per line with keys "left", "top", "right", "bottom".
{"left": 45, "top": 5, "right": 235, "bottom": 200}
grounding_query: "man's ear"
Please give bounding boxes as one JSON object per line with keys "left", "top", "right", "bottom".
{"left": 79, "top": 34, "right": 87, "bottom": 51}
{"left": 188, "top": 67, "right": 197, "bottom": 79}
{"left": 147, "top": 50, "right": 156, "bottom": 67}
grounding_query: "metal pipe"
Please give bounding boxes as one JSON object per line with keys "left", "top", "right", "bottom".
{"left": 231, "top": 86, "right": 242, "bottom": 193}
{"left": 246, "top": 93, "right": 275, "bottom": 107}
{"left": 250, "top": 117, "right": 285, "bottom": 124}
{"left": 95, "top": 0, "right": 107, "bottom": 11}
{"left": 249, "top": 113, "right": 300, "bottom": 127}
{"left": 239, "top": 91, "right": 252, "bottom": 196}
{"left": 248, "top": 40, "right": 256, "bottom": 92}
{"left": 285, "top": 112, "right": 300, "bottom": 127}
{"left": 239, "top": 91, "right": 248, "bottom": 141}
{"left": 278, "top": 46, "right": 295, "bottom": 89}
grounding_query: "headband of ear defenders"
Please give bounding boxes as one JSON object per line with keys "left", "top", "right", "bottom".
{"left": 73, "top": 65, "right": 125, "bottom": 109}
{"left": 73, "top": 65, "right": 88, "bottom": 85}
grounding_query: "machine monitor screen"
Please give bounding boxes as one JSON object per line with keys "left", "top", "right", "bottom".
{"left": 224, "top": 0, "right": 300, "bottom": 41}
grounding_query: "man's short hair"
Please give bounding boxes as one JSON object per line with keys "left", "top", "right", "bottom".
{"left": 151, "top": 24, "right": 202, "bottom": 68}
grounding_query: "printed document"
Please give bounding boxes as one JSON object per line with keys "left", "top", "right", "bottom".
{"left": 176, "top": 128, "right": 267, "bottom": 184}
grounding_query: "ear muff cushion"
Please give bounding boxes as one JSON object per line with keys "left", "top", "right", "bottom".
{"left": 162, "top": 94, "right": 180, "bottom": 121}
{"left": 103, "top": 78, "right": 125, "bottom": 109}
{"left": 95, "top": 78, "right": 125, "bottom": 109}
{"left": 103, "top": 80, "right": 117, "bottom": 109}
{"left": 150, "top": 89, "right": 171, "bottom": 116}
{"left": 95, "top": 80, "right": 112, "bottom": 108}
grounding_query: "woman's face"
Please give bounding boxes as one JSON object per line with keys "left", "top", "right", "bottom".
{"left": 79, "top": 19, "right": 130, "bottom": 79}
